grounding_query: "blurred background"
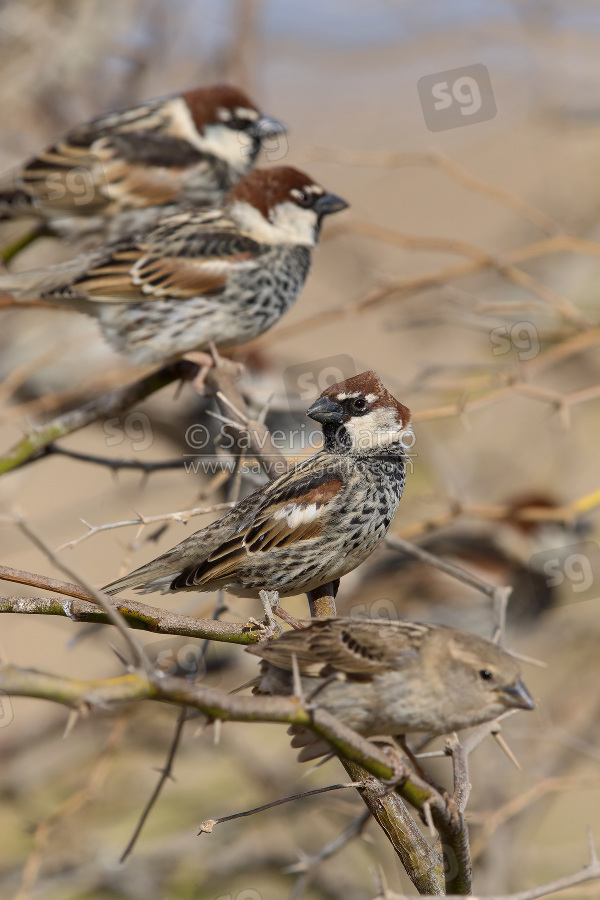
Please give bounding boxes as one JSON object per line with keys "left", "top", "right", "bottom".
{"left": 1, "top": 1, "right": 600, "bottom": 898}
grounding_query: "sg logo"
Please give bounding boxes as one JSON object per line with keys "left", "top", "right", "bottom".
{"left": 530, "top": 541, "right": 600, "bottom": 605}
{"left": 418, "top": 64, "right": 497, "bottom": 132}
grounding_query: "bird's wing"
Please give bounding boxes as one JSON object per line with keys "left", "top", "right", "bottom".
{"left": 248, "top": 618, "right": 427, "bottom": 677}
{"left": 16, "top": 97, "right": 207, "bottom": 212}
{"left": 57, "top": 212, "right": 263, "bottom": 304}
{"left": 171, "top": 459, "right": 345, "bottom": 589}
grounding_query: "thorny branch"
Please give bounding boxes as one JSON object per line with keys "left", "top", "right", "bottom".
{"left": 0, "top": 564, "right": 265, "bottom": 644}
{"left": 57, "top": 502, "right": 235, "bottom": 551}
{"left": 0, "top": 360, "right": 198, "bottom": 476}
{"left": 371, "top": 855, "right": 600, "bottom": 900}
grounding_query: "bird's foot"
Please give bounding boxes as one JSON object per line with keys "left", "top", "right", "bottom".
{"left": 185, "top": 351, "right": 216, "bottom": 395}
{"left": 259, "top": 589, "right": 304, "bottom": 630}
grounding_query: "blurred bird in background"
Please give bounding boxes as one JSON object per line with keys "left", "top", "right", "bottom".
{"left": 0, "top": 84, "right": 286, "bottom": 245}
{"left": 0, "top": 166, "right": 348, "bottom": 368}
{"left": 341, "top": 494, "right": 588, "bottom": 636}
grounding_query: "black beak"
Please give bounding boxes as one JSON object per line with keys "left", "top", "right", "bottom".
{"left": 314, "top": 192, "right": 349, "bottom": 217}
{"left": 306, "top": 396, "right": 345, "bottom": 425}
{"left": 254, "top": 115, "right": 288, "bottom": 139}
{"left": 500, "top": 678, "right": 535, "bottom": 711}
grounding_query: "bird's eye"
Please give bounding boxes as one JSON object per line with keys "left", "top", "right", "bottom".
{"left": 228, "top": 114, "right": 252, "bottom": 131}
{"left": 479, "top": 669, "right": 493, "bottom": 681}
{"left": 351, "top": 397, "right": 367, "bottom": 412}
{"left": 293, "top": 190, "right": 313, "bottom": 208}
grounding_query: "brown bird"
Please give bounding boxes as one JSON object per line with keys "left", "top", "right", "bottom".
{"left": 0, "top": 84, "right": 286, "bottom": 242}
{"left": 249, "top": 617, "right": 535, "bottom": 760}
{"left": 0, "top": 166, "right": 347, "bottom": 366}
{"left": 103, "top": 371, "right": 412, "bottom": 604}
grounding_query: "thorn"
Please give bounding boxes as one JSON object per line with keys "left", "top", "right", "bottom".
{"left": 422, "top": 800, "right": 436, "bottom": 837}
{"left": 63, "top": 708, "right": 80, "bottom": 739}
{"left": 493, "top": 731, "right": 521, "bottom": 770}
{"left": 283, "top": 850, "right": 310, "bottom": 875}
{"left": 193, "top": 719, "right": 209, "bottom": 738}
{"left": 213, "top": 719, "right": 222, "bottom": 746}
{"left": 507, "top": 650, "right": 547, "bottom": 669}
{"left": 587, "top": 824, "right": 598, "bottom": 865}
{"left": 216, "top": 390, "right": 246, "bottom": 423}
{"left": 108, "top": 643, "right": 134, "bottom": 671}
{"left": 302, "top": 753, "right": 335, "bottom": 776}
{"left": 151, "top": 766, "right": 177, "bottom": 783}
{"left": 258, "top": 393, "right": 274, "bottom": 425}
{"left": 291, "top": 652, "right": 304, "bottom": 703}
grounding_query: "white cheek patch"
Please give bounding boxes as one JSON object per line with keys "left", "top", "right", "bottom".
{"left": 228, "top": 200, "right": 318, "bottom": 246}
{"left": 201, "top": 123, "right": 254, "bottom": 173}
{"left": 269, "top": 201, "right": 319, "bottom": 247}
{"left": 170, "top": 97, "right": 252, "bottom": 173}
{"left": 275, "top": 502, "right": 319, "bottom": 529}
{"left": 165, "top": 97, "right": 211, "bottom": 148}
{"left": 346, "top": 408, "right": 407, "bottom": 450}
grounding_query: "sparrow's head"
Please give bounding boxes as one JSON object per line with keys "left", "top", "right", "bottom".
{"left": 183, "top": 85, "right": 286, "bottom": 175}
{"left": 306, "top": 371, "right": 412, "bottom": 455}
{"left": 431, "top": 627, "right": 535, "bottom": 729}
{"left": 225, "top": 166, "right": 348, "bottom": 247}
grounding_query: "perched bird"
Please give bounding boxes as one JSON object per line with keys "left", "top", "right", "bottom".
{"left": 342, "top": 493, "right": 586, "bottom": 636}
{"left": 0, "top": 84, "right": 286, "bottom": 242}
{"left": 103, "top": 371, "right": 412, "bottom": 601}
{"left": 249, "top": 617, "right": 535, "bottom": 760}
{"left": 0, "top": 166, "right": 348, "bottom": 366}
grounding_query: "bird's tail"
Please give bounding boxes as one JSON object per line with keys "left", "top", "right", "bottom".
{"left": 0, "top": 257, "right": 97, "bottom": 311}
{"left": 102, "top": 556, "right": 185, "bottom": 596}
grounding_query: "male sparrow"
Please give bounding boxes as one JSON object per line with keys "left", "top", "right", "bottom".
{"left": 0, "top": 166, "right": 348, "bottom": 366}
{"left": 249, "top": 617, "right": 535, "bottom": 759}
{"left": 103, "top": 371, "right": 412, "bottom": 600}
{"left": 0, "top": 84, "right": 286, "bottom": 242}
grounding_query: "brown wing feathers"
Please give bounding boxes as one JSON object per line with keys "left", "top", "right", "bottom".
{"left": 172, "top": 475, "right": 343, "bottom": 589}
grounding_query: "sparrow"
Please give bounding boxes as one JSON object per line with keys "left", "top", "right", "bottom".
{"left": 0, "top": 166, "right": 348, "bottom": 366}
{"left": 342, "top": 493, "right": 587, "bottom": 636}
{"left": 248, "top": 617, "right": 535, "bottom": 760}
{"left": 0, "top": 84, "right": 286, "bottom": 242}
{"left": 103, "top": 371, "right": 412, "bottom": 600}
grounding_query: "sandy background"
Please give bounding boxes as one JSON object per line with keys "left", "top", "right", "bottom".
{"left": 1, "top": 2, "right": 600, "bottom": 898}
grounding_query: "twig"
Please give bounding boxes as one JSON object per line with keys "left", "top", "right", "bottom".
{"left": 40, "top": 443, "right": 189, "bottom": 473}
{"left": 300, "top": 147, "right": 561, "bottom": 235}
{"left": 371, "top": 855, "right": 600, "bottom": 899}
{"left": 0, "top": 565, "right": 264, "bottom": 644}
{"left": 0, "top": 360, "right": 197, "bottom": 476}
{"left": 341, "top": 759, "right": 445, "bottom": 895}
{"left": 286, "top": 809, "right": 372, "bottom": 900}
{"left": 446, "top": 735, "right": 471, "bottom": 815}
{"left": 14, "top": 516, "right": 145, "bottom": 668}
{"left": 120, "top": 709, "right": 187, "bottom": 862}
{"left": 469, "top": 776, "right": 600, "bottom": 861}
{"left": 122, "top": 590, "right": 230, "bottom": 860}
{"left": 198, "top": 783, "right": 363, "bottom": 833}
{"left": 206, "top": 358, "right": 288, "bottom": 479}
{"left": 0, "top": 664, "right": 398, "bottom": 781}
{"left": 58, "top": 502, "right": 235, "bottom": 550}
{"left": 385, "top": 534, "right": 508, "bottom": 604}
